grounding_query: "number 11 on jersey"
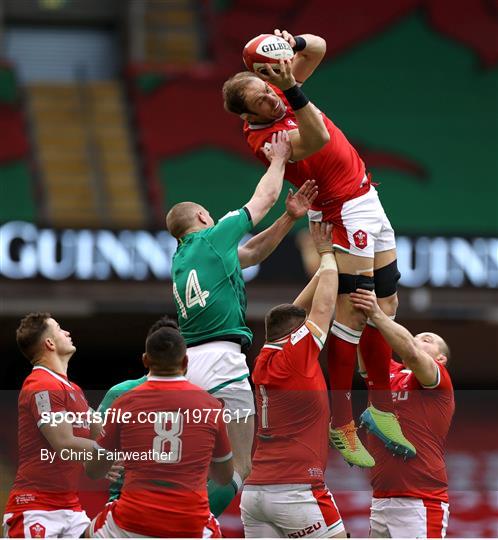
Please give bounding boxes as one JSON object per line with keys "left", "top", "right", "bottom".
{"left": 173, "top": 269, "right": 210, "bottom": 319}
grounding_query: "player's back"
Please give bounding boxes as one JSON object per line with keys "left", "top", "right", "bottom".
{"left": 7, "top": 366, "right": 90, "bottom": 512}
{"left": 367, "top": 360, "right": 455, "bottom": 502}
{"left": 171, "top": 208, "right": 253, "bottom": 346}
{"left": 247, "top": 322, "right": 330, "bottom": 486}
{"left": 103, "top": 376, "right": 231, "bottom": 536}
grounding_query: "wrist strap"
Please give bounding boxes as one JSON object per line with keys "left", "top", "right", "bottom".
{"left": 293, "top": 36, "right": 307, "bottom": 52}
{"left": 283, "top": 85, "right": 309, "bottom": 111}
{"left": 319, "top": 252, "right": 337, "bottom": 272}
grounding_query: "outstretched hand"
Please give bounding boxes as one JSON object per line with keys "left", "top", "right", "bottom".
{"left": 350, "top": 289, "right": 381, "bottom": 318}
{"left": 274, "top": 29, "right": 296, "bottom": 49}
{"left": 309, "top": 221, "right": 333, "bottom": 253}
{"left": 256, "top": 58, "right": 296, "bottom": 91}
{"left": 285, "top": 180, "right": 318, "bottom": 220}
{"left": 261, "top": 130, "right": 292, "bottom": 163}
{"left": 105, "top": 461, "right": 124, "bottom": 482}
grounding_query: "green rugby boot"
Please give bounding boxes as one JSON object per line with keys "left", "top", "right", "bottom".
{"left": 360, "top": 405, "right": 416, "bottom": 459}
{"left": 329, "top": 420, "right": 375, "bottom": 468}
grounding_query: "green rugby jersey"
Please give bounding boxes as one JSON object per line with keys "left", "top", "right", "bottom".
{"left": 97, "top": 375, "right": 147, "bottom": 501}
{"left": 171, "top": 208, "right": 253, "bottom": 346}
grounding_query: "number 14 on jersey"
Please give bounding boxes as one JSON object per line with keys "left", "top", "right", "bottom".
{"left": 173, "top": 269, "right": 210, "bottom": 319}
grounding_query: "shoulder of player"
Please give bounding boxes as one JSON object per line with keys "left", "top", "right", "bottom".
{"left": 429, "top": 360, "right": 453, "bottom": 391}
{"left": 285, "top": 320, "right": 326, "bottom": 351}
{"left": 107, "top": 377, "right": 147, "bottom": 397}
{"left": 23, "top": 368, "right": 73, "bottom": 392}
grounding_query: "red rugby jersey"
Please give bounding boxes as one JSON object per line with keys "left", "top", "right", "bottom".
{"left": 244, "top": 86, "right": 367, "bottom": 221}
{"left": 366, "top": 360, "right": 455, "bottom": 502}
{"left": 246, "top": 321, "right": 330, "bottom": 486}
{"left": 97, "top": 376, "right": 231, "bottom": 537}
{"left": 6, "top": 366, "right": 91, "bottom": 512}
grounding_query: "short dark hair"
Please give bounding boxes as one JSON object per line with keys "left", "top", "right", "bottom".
{"left": 147, "top": 316, "right": 179, "bottom": 338}
{"left": 16, "top": 312, "right": 51, "bottom": 362}
{"left": 222, "top": 71, "right": 261, "bottom": 115}
{"left": 145, "top": 327, "right": 186, "bottom": 371}
{"left": 265, "top": 304, "right": 306, "bottom": 342}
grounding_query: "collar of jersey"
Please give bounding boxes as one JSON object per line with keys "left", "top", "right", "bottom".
{"left": 263, "top": 322, "right": 305, "bottom": 349}
{"left": 147, "top": 375, "right": 187, "bottom": 382}
{"left": 32, "top": 365, "right": 73, "bottom": 388}
{"left": 248, "top": 108, "right": 287, "bottom": 130}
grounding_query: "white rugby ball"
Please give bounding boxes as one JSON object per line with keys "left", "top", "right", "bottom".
{"left": 243, "top": 34, "right": 294, "bottom": 74}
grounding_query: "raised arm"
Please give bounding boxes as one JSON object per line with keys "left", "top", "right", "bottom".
{"left": 238, "top": 180, "right": 317, "bottom": 268}
{"left": 307, "top": 223, "right": 338, "bottom": 332}
{"left": 258, "top": 59, "right": 330, "bottom": 161}
{"left": 294, "top": 222, "right": 334, "bottom": 313}
{"left": 350, "top": 289, "right": 439, "bottom": 387}
{"left": 274, "top": 29, "right": 326, "bottom": 85}
{"left": 244, "top": 130, "right": 291, "bottom": 226}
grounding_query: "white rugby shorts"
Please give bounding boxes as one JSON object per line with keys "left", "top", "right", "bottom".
{"left": 369, "top": 497, "right": 449, "bottom": 538}
{"left": 3, "top": 509, "right": 90, "bottom": 538}
{"left": 89, "top": 504, "right": 221, "bottom": 538}
{"left": 241, "top": 484, "right": 345, "bottom": 538}
{"left": 308, "top": 184, "right": 396, "bottom": 259}
{"left": 186, "top": 341, "right": 255, "bottom": 417}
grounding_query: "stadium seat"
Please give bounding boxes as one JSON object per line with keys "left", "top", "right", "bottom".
{"left": 27, "top": 81, "right": 146, "bottom": 228}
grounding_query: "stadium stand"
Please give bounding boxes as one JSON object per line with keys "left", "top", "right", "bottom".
{"left": 142, "top": 0, "right": 203, "bottom": 65}
{"left": 28, "top": 80, "right": 146, "bottom": 228}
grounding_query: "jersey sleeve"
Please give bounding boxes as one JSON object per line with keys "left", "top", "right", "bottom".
{"left": 29, "top": 383, "right": 68, "bottom": 428}
{"left": 96, "top": 416, "right": 120, "bottom": 452}
{"left": 421, "top": 361, "right": 453, "bottom": 390}
{"left": 205, "top": 207, "right": 253, "bottom": 253}
{"left": 211, "top": 414, "right": 232, "bottom": 463}
{"left": 281, "top": 320, "right": 326, "bottom": 376}
{"left": 98, "top": 380, "right": 131, "bottom": 413}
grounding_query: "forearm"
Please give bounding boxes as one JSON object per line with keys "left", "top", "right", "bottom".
{"left": 308, "top": 253, "right": 338, "bottom": 330}
{"left": 294, "top": 272, "right": 320, "bottom": 312}
{"left": 294, "top": 104, "right": 329, "bottom": 150}
{"left": 370, "top": 311, "right": 418, "bottom": 363}
{"left": 254, "top": 157, "right": 286, "bottom": 202}
{"left": 310, "top": 268, "right": 336, "bottom": 320}
{"left": 46, "top": 433, "right": 98, "bottom": 454}
{"left": 292, "top": 34, "right": 326, "bottom": 83}
{"left": 242, "top": 212, "right": 295, "bottom": 267}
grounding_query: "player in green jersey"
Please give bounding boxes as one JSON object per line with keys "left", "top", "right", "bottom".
{"left": 166, "top": 131, "right": 318, "bottom": 515}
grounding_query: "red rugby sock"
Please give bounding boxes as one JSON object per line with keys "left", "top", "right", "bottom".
{"left": 359, "top": 324, "right": 394, "bottom": 413}
{"left": 328, "top": 327, "right": 361, "bottom": 427}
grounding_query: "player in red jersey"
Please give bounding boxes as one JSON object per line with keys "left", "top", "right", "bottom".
{"left": 351, "top": 288, "right": 455, "bottom": 538}
{"left": 84, "top": 323, "right": 233, "bottom": 538}
{"left": 2, "top": 313, "right": 102, "bottom": 538}
{"left": 241, "top": 222, "right": 346, "bottom": 538}
{"left": 223, "top": 29, "right": 415, "bottom": 467}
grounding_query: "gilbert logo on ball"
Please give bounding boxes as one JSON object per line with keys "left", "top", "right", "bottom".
{"left": 243, "top": 34, "right": 294, "bottom": 74}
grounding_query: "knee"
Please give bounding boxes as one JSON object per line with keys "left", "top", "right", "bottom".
{"left": 374, "top": 260, "right": 400, "bottom": 299}
{"left": 337, "top": 273, "right": 374, "bottom": 330}
{"left": 378, "top": 293, "right": 398, "bottom": 317}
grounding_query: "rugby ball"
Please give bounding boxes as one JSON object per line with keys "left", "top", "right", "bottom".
{"left": 243, "top": 34, "right": 294, "bottom": 75}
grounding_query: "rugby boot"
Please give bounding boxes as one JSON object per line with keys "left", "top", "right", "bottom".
{"left": 328, "top": 420, "right": 375, "bottom": 468}
{"left": 360, "top": 405, "right": 416, "bottom": 459}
